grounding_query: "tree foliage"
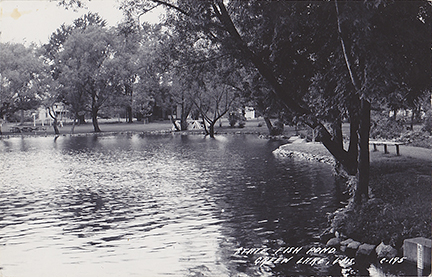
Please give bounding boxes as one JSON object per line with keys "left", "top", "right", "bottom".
{"left": 120, "top": 0, "right": 431, "bottom": 204}
{"left": 0, "top": 43, "right": 48, "bottom": 122}
{"left": 191, "top": 56, "right": 242, "bottom": 137}
{"left": 56, "top": 25, "right": 116, "bottom": 132}
{"left": 43, "top": 13, "right": 109, "bottom": 127}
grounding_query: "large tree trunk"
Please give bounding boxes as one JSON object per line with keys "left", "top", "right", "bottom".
{"left": 52, "top": 117, "right": 60, "bottom": 135}
{"left": 263, "top": 116, "right": 273, "bottom": 133}
{"left": 347, "top": 111, "right": 359, "bottom": 171}
{"left": 319, "top": 125, "right": 357, "bottom": 175}
{"left": 92, "top": 107, "right": 101, "bottom": 132}
{"left": 392, "top": 107, "right": 398, "bottom": 121}
{"left": 71, "top": 117, "right": 77, "bottom": 134}
{"left": 170, "top": 114, "right": 180, "bottom": 131}
{"left": 331, "top": 117, "right": 343, "bottom": 150}
{"left": 209, "top": 122, "right": 215, "bottom": 138}
{"left": 126, "top": 105, "right": 133, "bottom": 123}
{"left": 355, "top": 98, "right": 371, "bottom": 204}
{"left": 410, "top": 107, "right": 418, "bottom": 130}
{"left": 48, "top": 108, "right": 60, "bottom": 135}
{"left": 180, "top": 118, "right": 189, "bottom": 130}
{"left": 264, "top": 116, "right": 285, "bottom": 135}
{"left": 202, "top": 114, "right": 209, "bottom": 135}
{"left": 180, "top": 103, "right": 191, "bottom": 131}
{"left": 77, "top": 114, "right": 86, "bottom": 125}
{"left": 20, "top": 110, "right": 25, "bottom": 125}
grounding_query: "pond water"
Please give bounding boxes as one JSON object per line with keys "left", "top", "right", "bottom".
{"left": 0, "top": 134, "right": 345, "bottom": 276}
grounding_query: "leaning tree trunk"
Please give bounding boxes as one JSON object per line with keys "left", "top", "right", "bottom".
{"left": 170, "top": 114, "right": 180, "bottom": 131}
{"left": 48, "top": 108, "right": 60, "bottom": 135}
{"left": 52, "top": 117, "right": 60, "bottom": 135}
{"left": 263, "top": 116, "right": 274, "bottom": 134}
{"left": 92, "top": 107, "right": 101, "bottom": 132}
{"left": 201, "top": 114, "right": 209, "bottom": 136}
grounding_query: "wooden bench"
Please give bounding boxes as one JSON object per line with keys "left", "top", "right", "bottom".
{"left": 369, "top": 140, "right": 404, "bottom": 156}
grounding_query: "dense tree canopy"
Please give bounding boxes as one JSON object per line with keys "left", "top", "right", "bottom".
{"left": 56, "top": 25, "right": 116, "bottom": 132}
{"left": 0, "top": 43, "right": 48, "bottom": 122}
{"left": 43, "top": 12, "right": 109, "bottom": 127}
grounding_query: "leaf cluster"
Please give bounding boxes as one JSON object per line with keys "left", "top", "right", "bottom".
{"left": 0, "top": 43, "right": 49, "bottom": 114}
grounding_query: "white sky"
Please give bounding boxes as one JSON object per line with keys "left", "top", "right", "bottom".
{"left": 0, "top": 0, "right": 162, "bottom": 45}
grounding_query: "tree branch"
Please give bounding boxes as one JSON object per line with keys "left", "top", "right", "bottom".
{"left": 214, "top": 0, "right": 311, "bottom": 117}
{"left": 173, "top": 54, "right": 230, "bottom": 68}
{"left": 150, "top": 0, "right": 190, "bottom": 16}
{"left": 47, "top": 107, "right": 56, "bottom": 120}
{"left": 334, "top": 0, "right": 360, "bottom": 92}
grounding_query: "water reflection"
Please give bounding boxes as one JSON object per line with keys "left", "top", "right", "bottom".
{"left": 0, "top": 134, "right": 339, "bottom": 276}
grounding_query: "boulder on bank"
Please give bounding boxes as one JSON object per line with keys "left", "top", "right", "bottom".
{"left": 376, "top": 242, "right": 398, "bottom": 259}
{"left": 340, "top": 238, "right": 354, "bottom": 246}
{"left": 347, "top": 241, "right": 361, "bottom": 250}
{"left": 345, "top": 240, "right": 362, "bottom": 257}
{"left": 356, "top": 243, "right": 376, "bottom": 258}
{"left": 319, "top": 228, "right": 335, "bottom": 243}
{"left": 340, "top": 238, "right": 354, "bottom": 252}
{"left": 327, "top": 237, "right": 342, "bottom": 247}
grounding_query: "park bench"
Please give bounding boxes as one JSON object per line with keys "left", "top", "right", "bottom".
{"left": 369, "top": 140, "right": 404, "bottom": 156}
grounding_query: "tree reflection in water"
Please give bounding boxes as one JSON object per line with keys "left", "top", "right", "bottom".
{"left": 0, "top": 134, "right": 341, "bottom": 276}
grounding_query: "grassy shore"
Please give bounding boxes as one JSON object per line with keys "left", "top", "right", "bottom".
{"left": 0, "top": 118, "right": 298, "bottom": 137}
{"left": 279, "top": 142, "right": 432, "bottom": 246}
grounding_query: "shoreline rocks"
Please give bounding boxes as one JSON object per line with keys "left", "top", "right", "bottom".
{"left": 375, "top": 242, "right": 398, "bottom": 259}
{"left": 273, "top": 146, "right": 335, "bottom": 166}
{"left": 324, "top": 232, "right": 400, "bottom": 264}
{"left": 357, "top": 243, "right": 376, "bottom": 258}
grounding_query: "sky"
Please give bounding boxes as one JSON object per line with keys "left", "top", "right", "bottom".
{"left": 0, "top": 0, "right": 162, "bottom": 45}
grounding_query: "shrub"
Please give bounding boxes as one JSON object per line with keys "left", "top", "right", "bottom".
{"left": 330, "top": 170, "right": 432, "bottom": 246}
{"left": 228, "top": 112, "right": 238, "bottom": 127}
{"left": 422, "top": 110, "right": 432, "bottom": 134}
{"left": 370, "top": 117, "right": 405, "bottom": 139}
{"left": 399, "top": 130, "right": 432, "bottom": 149}
{"left": 269, "top": 120, "right": 284, "bottom": 135}
{"left": 330, "top": 199, "right": 401, "bottom": 245}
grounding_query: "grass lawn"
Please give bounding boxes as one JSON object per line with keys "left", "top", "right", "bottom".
{"left": 0, "top": 118, "right": 299, "bottom": 136}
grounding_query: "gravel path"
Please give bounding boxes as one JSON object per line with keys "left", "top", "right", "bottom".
{"left": 276, "top": 141, "right": 431, "bottom": 163}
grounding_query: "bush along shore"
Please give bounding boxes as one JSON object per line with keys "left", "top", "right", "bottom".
{"left": 274, "top": 141, "right": 432, "bottom": 275}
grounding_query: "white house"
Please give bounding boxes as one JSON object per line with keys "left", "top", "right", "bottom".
{"left": 244, "top": 106, "right": 255, "bottom": 120}
{"left": 36, "top": 103, "right": 69, "bottom": 126}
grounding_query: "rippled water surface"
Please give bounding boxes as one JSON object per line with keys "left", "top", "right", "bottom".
{"left": 0, "top": 134, "right": 340, "bottom": 276}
